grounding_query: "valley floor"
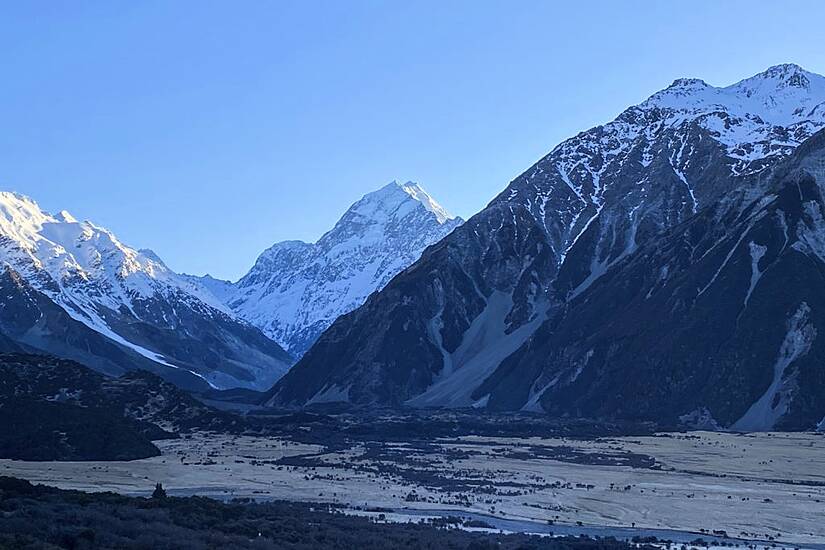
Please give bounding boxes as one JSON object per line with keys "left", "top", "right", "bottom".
{"left": 2, "top": 430, "right": 824, "bottom": 548}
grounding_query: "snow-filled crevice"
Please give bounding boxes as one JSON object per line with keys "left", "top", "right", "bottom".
{"left": 792, "top": 201, "right": 825, "bottom": 263}
{"left": 426, "top": 301, "right": 455, "bottom": 379}
{"left": 523, "top": 349, "right": 594, "bottom": 413}
{"left": 567, "top": 219, "right": 638, "bottom": 301}
{"left": 669, "top": 136, "right": 699, "bottom": 214}
{"left": 743, "top": 241, "right": 767, "bottom": 309}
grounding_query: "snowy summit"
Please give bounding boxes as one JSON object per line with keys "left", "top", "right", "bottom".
{"left": 193, "top": 181, "right": 462, "bottom": 357}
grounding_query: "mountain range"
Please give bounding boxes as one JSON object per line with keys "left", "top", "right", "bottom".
{"left": 3, "top": 63, "right": 825, "bottom": 432}
{"left": 265, "top": 64, "right": 825, "bottom": 431}
{"left": 0, "top": 181, "right": 459, "bottom": 391}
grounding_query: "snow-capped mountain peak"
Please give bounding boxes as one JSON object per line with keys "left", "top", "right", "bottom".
{"left": 642, "top": 64, "right": 824, "bottom": 116}
{"left": 0, "top": 192, "right": 207, "bottom": 304}
{"left": 340, "top": 180, "right": 455, "bottom": 229}
{"left": 636, "top": 64, "right": 825, "bottom": 144}
{"left": 197, "top": 181, "right": 463, "bottom": 357}
{"left": 0, "top": 192, "right": 55, "bottom": 244}
{"left": 746, "top": 62, "right": 813, "bottom": 88}
{"left": 0, "top": 191, "right": 292, "bottom": 390}
{"left": 397, "top": 181, "right": 455, "bottom": 224}
{"left": 500, "top": 64, "right": 825, "bottom": 262}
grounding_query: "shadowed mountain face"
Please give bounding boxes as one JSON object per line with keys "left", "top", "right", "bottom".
{"left": 0, "top": 268, "right": 204, "bottom": 389}
{"left": 0, "top": 193, "right": 292, "bottom": 391}
{"left": 266, "top": 65, "right": 825, "bottom": 430}
{"left": 486, "top": 131, "right": 825, "bottom": 430}
{"left": 190, "top": 181, "right": 462, "bottom": 358}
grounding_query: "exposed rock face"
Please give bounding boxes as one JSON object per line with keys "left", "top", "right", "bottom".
{"left": 488, "top": 131, "right": 825, "bottom": 431}
{"left": 193, "top": 181, "right": 462, "bottom": 358}
{"left": 0, "top": 193, "right": 292, "bottom": 391}
{"left": 266, "top": 65, "right": 825, "bottom": 430}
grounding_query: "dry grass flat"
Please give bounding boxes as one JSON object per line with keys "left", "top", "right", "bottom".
{"left": 3, "top": 431, "right": 824, "bottom": 547}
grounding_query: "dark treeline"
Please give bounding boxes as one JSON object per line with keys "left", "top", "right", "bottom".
{"left": 0, "top": 477, "right": 650, "bottom": 550}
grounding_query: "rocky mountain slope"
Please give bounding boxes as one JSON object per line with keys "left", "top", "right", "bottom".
{"left": 194, "top": 181, "right": 462, "bottom": 357}
{"left": 0, "top": 353, "right": 246, "bottom": 460}
{"left": 266, "top": 64, "right": 825, "bottom": 430}
{"left": 480, "top": 130, "right": 825, "bottom": 430}
{"left": 0, "top": 193, "right": 292, "bottom": 391}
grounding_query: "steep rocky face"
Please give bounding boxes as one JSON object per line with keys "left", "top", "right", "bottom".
{"left": 266, "top": 65, "right": 825, "bottom": 427}
{"left": 0, "top": 267, "right": 205, "bottom": 388}
{"left": 483, "top": 131, "right": 825, "bottom": 431}
{"left": 0, "top": 193, "right": 292, "bottom": 390}
{"left": 199, "top": 181, "right": 462, "bottom": 358}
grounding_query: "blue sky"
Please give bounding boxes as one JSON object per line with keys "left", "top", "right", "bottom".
{"left": 1, "top": 1, "right": 823, "bottom": 280}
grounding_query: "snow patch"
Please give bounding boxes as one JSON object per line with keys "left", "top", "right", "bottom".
{"left": 743, "top": 241, "right": 767, "bottom": 308}
{"left": 397, "top": 181, "right": 456, "bottom": 224}
{"left": 521, "top": 374, "right": 561, "bottom": 413}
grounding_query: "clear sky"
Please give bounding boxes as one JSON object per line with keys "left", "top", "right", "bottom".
{"left": 1, "top": 1, "right": 823, "bottom": 280}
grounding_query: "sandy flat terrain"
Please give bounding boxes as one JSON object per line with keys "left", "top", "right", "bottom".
{"left": 2, "top": 431, "right": 823, "bottom": 547}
